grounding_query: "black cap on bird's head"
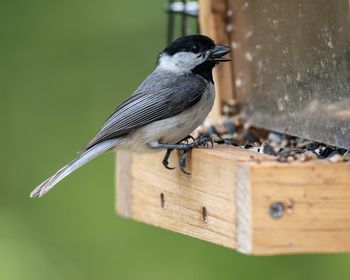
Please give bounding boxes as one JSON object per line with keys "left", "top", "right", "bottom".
{"left": 158, "top": 35, "right": 231, "bottom": 76}
{"left": 162, "top": 35, "right": 231, "bottom": 62}
{"left": 163, "top": 35, "right": 215, "bottom": 55}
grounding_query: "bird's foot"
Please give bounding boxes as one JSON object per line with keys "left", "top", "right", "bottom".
{"left": 156, "top": 135, "right": 214, "bottom": 174}
{"left": 161, "top": 145, "right": 192, "bottom": 174}
{"left": 177, "top": 135, "right": 213, "bottom": 175}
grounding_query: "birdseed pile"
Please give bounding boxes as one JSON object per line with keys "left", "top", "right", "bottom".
{"left": 195, "top": 118, "right": 349, "bottom": 163}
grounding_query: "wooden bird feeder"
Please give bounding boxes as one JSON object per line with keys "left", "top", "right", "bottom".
{"left": 116, "top": 0, "right": 350, "bottom": 255}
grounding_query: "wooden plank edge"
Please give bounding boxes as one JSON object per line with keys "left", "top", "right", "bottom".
{"left": 116, "top": 150, "right": 132, "bottom": 218}
{"left": 235, "top": 164, "right": 252, "bottom": 254}
{"left": 199, "top": 0, "right": 235, "bottom": 120}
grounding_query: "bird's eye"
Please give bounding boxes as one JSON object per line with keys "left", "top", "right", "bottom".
{"left": 190, "top": 45, "right": 200, "bottom": 53}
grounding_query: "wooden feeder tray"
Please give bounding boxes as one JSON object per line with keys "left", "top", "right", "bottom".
{"left": 116, "top": 0, "right": 350, "bottom": 255}
{"left": 117, "top": 147, "right": 350, "bottom": 255}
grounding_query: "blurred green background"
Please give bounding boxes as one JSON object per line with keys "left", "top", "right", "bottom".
{"left": 1, "top": 0, "right": 350, "bottom": 279}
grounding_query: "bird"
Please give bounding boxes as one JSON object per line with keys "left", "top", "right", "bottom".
{"left": 30, "top": 34, "right": 231, "bottom": 198}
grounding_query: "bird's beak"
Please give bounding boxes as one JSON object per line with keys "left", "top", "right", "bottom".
{"left": 208, "top": 44, "right": 232, "bottom": 62}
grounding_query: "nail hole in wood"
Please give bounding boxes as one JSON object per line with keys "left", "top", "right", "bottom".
{"left": 160, "top": 193, "right": 165, "bottom": 208}
{"left": 202, "top": 207, "right": 208, "bottom": 223}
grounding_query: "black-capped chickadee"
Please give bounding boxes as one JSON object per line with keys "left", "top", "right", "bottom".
{"left": 30, "top": 35, "right": 231, "bottom": 198}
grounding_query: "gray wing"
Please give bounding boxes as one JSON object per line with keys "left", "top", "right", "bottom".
{"left": 84, "top": 76, "right": 207, "bottom": 150}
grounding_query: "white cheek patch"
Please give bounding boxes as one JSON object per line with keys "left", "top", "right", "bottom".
{"left": 158, "top": 52, "right": 208, "bottom": 73}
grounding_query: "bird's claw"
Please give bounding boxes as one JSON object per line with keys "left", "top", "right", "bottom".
{"left": 179, "top": 149, "right": 191, "bottom": 175}
{"left": 162, "top": 149, "right": 175, "bottom": 170}
{"left": 162, "top": 159, "right": 175, "bottom": 170}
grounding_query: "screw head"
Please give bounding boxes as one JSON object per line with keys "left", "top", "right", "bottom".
{"left": 269, "top": 202, "right": 284, "bottom": 219}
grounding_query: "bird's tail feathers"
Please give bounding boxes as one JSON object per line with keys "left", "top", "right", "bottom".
{"left": 30, "top": 138, "right": 122, "bottom": 198}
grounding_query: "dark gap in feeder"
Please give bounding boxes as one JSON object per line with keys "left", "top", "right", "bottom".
{"left": 201, "top": 206, "right": 208, "bottom": 223}
{"left": 160, "top": 193, "right": 165, "bottom": 208}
